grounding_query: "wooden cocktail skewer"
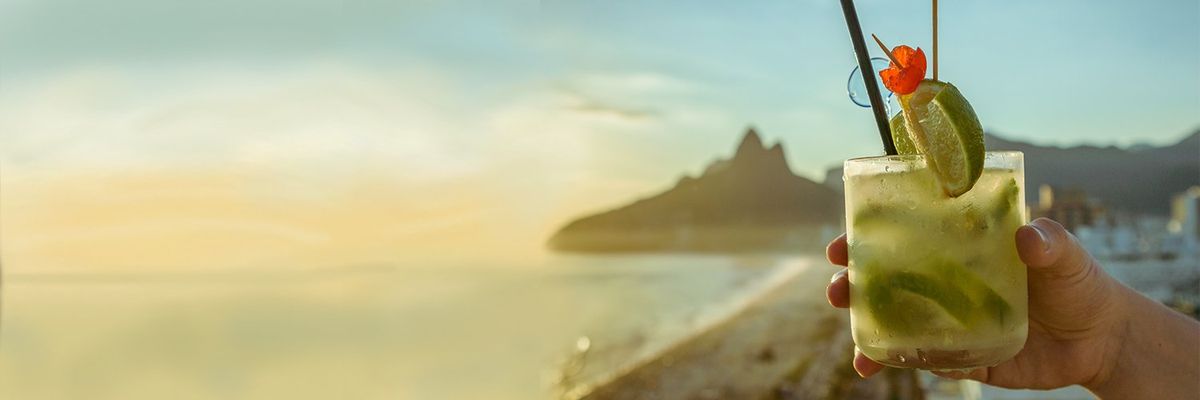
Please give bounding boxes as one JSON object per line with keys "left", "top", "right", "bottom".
{"left": 871, "top": 33, "right": 904, "bottom": 68}
{"left": 933, "top": 0, "right": 938, "bottom": 80}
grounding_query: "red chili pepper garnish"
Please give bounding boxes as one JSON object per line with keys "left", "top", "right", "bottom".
{"left": 879, "top": 46, "right": 927, "bottom": 95}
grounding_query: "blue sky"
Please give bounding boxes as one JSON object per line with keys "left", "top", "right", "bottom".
{"left": 1, "top": 0, "right": 1197, "bottom": 258}
{"left": 2, "top": 0, "right": 1197, "bottom": 177}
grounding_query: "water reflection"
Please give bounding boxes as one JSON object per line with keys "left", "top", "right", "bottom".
{"left": 0, "top": 254, "right": 793, "bottom": 400}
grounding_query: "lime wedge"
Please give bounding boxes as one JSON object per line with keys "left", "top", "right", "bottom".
{"left": 853, "top": 203, "right": 934, "bottom": 233}
{"left": 929, "top": 259, "right": 1013, "bottom": 328}
{"left": 889, "top": 113, "right": 918, "bottom": 155}
{"left": 897, "top": 80, "right": 986, "bottom": 197}
{"left": 864, "top": 277, "right": 950, "bottom": 335}
{"left": 863, "top": 274, "right": 914, "bottom": 334}
{"left": 862, "top": 259, "right": 1014, "bottom": 331}
{"left": 889, "top": 271, "right": 975, "bottom": 326}
{"left": 990, "top": 177, "right": 1020, "bottom": 221}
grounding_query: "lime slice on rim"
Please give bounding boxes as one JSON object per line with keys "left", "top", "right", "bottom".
{"left": 897, "top": 80, "right": 985, "bottom": 197}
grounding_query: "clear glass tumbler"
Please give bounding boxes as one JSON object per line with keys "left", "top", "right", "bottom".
{"left": 844, "top": 151, "right": 1028, "bottom": 370}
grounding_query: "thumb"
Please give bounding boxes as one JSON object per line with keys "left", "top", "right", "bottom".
{"left": 1016, "top": 217, "right": 1097, "bottom": 279}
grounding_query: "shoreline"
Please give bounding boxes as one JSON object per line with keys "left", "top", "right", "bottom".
{"left": 563, "top": 259, "right": 920, "bottom": 399}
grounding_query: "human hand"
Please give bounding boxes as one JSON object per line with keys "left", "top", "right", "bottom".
{"left": 825, "top": 217, "right": 1129, "bottom": 390}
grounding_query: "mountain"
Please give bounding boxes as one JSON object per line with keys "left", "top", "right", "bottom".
{"left": 824, "top": 129, "right": 1200, "bottom": 215}
{"left": 548, "top": 128, "right": 841, "bottom": 253}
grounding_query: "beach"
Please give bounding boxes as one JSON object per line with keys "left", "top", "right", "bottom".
{"left": 569, "top": 259, "right": 921, "bottom": 400}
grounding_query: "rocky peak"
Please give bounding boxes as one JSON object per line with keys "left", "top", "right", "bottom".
{"left": 727, "top": 127, "right": 792, "bottom": 176}
{"left": 549, "top": 125, "right": 842, "bottom": 253}
{"left": 734, "top": 127, "right": 765, "bottom": 158}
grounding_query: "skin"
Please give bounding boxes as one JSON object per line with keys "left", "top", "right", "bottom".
{"left": 826, "top": 217, "right": 1200, "bottom": 399}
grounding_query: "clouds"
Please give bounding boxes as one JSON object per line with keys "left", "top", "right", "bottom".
{"left": 0, "top": 61, "right": 738, "bottom": 269}
{"left": 567, "top": 97, "right": 659, "bottom": 121}
{"left": 549, "top": 72, "right": 714, "bottom": 122}
{"left": 0, "top": 56, "right": 719, "bottom": 182}
{"left": 2, "top": 64, "right": 469, "bottom": 175}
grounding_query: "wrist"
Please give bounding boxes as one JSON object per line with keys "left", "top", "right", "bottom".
{"left": 1081, "top": 280, "right": 1135, "bottom": 394}
{"left": 1081, "top": 282, "right": 1136, "bottom": 395}
{"left": 1085, "top": 283, "right": 1200, "bottom": 399}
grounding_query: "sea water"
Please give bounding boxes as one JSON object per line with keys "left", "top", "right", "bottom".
{"left": 0, "top": 252, "right": 804, "bottom": 399}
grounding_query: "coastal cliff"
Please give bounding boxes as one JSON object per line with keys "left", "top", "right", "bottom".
{"left": 549, "top": 128, "right": 841, "bottom": 253}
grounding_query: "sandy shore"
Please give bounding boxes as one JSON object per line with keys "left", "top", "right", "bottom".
{"left": 564, "top": 260, "right": 921, "bottom": 400}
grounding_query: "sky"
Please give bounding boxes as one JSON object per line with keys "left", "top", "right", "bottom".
{"left": 1, "top": 0, "right": 1198, "bottom": 269}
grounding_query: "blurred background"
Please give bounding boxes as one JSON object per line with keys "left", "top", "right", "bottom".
{"left": 1, "top": 0, "right": 1197, "bottom": 399}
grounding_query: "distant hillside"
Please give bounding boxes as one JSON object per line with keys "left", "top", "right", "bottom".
{"left": 549, "top": 128, "right": 841, "bottom": 253}
{"left": 823, "top": 129, "right": 1200, "bottom": 215}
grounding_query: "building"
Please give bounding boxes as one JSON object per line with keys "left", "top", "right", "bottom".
{"left": 1032, "top": 184, "right": 1106, "bottom": 233}
{"left": 1167, "top": 186, "right": 1200, "bottom": 256}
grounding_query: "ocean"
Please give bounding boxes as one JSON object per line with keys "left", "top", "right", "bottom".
{"left": 0, "top": 252, "right": 811, "bottom": 399}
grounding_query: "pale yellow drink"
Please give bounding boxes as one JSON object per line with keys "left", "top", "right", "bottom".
{"left": 845, "top": 151, "right": 1027, "bottom": 370}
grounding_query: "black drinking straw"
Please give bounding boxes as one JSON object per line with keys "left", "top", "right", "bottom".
{"left": 839, "top": 0, "right": 898, "bottom": 155}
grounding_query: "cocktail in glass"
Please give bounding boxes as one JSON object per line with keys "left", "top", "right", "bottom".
{"left": 844, "top": 151, "right": 1027, "bottom": 370}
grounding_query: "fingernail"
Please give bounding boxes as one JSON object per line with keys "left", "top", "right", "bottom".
{"left": 1031, "top": 224, "right": 1051, "bottom": 253}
